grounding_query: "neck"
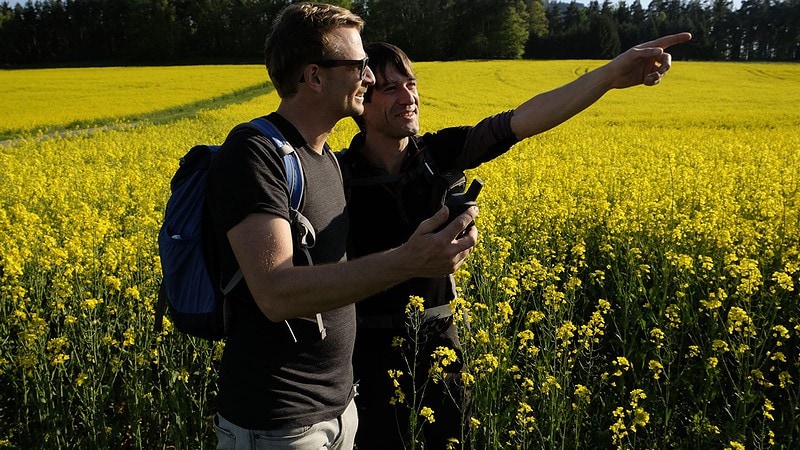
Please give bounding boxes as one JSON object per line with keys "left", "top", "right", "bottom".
{"left": 361, "top": 132, "right": 410, "bottom": 175}
{"left": 276, "top": 100, "right": 337, "bottom": 154}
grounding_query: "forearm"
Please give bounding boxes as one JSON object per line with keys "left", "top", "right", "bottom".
{"left": 251, "top": 247, "right": 415, "bottom": 321}
{"left": 233, "top": 207, "right": 476, "bottom": 322}
{"left": 510, "top": 63, "right": 615, "bottom": 139}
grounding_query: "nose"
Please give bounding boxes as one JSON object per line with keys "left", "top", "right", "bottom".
{"left": 397, "top": 84, "right": 415, "bottom": 104}
{"left": 362, "top": 66, "right": 376, "bottom": 86}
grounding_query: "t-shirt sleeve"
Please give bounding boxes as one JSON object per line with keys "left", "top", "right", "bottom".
{"left": 207, "top": 131, "right": 291, "bottom": 234}
{"left": 423, "top": 109, "right": 519, "bottom": 171}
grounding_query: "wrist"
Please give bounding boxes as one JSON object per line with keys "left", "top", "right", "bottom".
{"left": 590, "top": 64, "right": 617, "bottom": 91}
{"left": 385, "top": 244, "right": 417, "bottom": 281}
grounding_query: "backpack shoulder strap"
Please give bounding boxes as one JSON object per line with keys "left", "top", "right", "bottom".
{"left": 238, "top": 117, "right": 325, "bottom": 340}
{"left": 242, "top": 117, "right": 315, "bottom": 256}
{"left": 246, "top": 117, "right": 304, "bottom": 211}
{"left": 214, "top": 118, "right": 303, "bottom": 299}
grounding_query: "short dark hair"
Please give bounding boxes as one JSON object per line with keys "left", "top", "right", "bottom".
{"left": 363, "top": 42, "right": 415, "bottom": 103}
{"left": 265, "top": 2, "right": 365, "bottom": 98}
{"left": 353, "top": 42, "right": 415, "bottom": 131}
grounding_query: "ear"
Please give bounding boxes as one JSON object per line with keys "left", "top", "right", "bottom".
{"left": 300, "top": 64, "right": 324, "bottom": 93}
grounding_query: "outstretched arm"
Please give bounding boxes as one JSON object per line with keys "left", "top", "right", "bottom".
{"left": 509, "top": 32, "right": 692, "bottom": 139}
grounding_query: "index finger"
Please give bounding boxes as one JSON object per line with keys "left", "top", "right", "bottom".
{"left": 636, "top": 32, "right": 692, "bottom": 51}
{"left": 441, "top": 206, "right": 478, "bottom": 241}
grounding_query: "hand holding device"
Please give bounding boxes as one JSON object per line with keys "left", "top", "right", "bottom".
{"left": 435, "top": 178, "right": 484, "bottom": 235}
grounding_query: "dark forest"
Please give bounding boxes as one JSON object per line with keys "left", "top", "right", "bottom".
{"left": 1, "top": 0, "right": 798, "bottom": 66}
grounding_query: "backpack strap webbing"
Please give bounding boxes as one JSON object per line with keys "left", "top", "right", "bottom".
{"left": 243, "top": 117, "right": 325, "bottom": 340}
{"left": 215, "top": 118, "right": 300, "bottom": 303}
{"left": 248, "top": 118, "right": 305, "bottom": 211}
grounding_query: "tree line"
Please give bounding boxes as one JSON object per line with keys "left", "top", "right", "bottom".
{"left": 1, "top": 0, "right": 798, "bottom": 66}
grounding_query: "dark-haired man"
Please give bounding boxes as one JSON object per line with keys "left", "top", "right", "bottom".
{"left": 340, "top": 33, "right": 692, "bottom": 448}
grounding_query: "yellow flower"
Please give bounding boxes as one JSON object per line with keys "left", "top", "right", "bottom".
{"left": 630, "top": 389, "right": 647, "bottom": 403}
{"left": 445, "top": 438, "right": 460, "bottom": 450}
{"left": 475, "top": 329, "right": 490, "bottom": 344}
{"left": 772, "top": 325, "right": 790, "bottom": 340}
{"left": 521, "top": 377, "right": 535, "bottom": 392}
{"left": 664, "top": 303, "right": 682, "bottom": 328}
{"left": 556, "top": 321, "right": 576, "bottom": 347}
{"left": 419, "top": 406, "right": 435, "bottom": 423}
{"left": 769, "top": 351, "right": 786, "bottom": 362}
{"left": 516, "top": 402, "right": 535, "bottom": 429}
{"left": 574, "top": 384, "right": 591, "bottom": 404}
{"left": 51, "top": 353, "right": 70, "bottom": 366}
{"left": 474, "top": 353, "right": 499, "bottom": 374}
{"left": 712, "top": 339, "right": 729, "bottom": 353}
{"left": 177, "top": 368, "right": 190, "bottom": 383}
{"left": 461, "top": 371, "right": 475, "bottom": 387}
{"left": 387, "top": 370, "right": 405, "bottom": 405}
{"left": 104, "top": 275, "right": 122, "bottom": 292}
{"left": 771, "top": 271, "right": 794, "bottom": 291}
{"left": 763, "top": 398, "right": 775, "bottom": 421}
{"left": 429, "top": 346, "right": 458, "bottom": 381}
{"left": 736, "top": 343, "right": 751, "bottom": 355}
{"left": 540, "top": 375, "right": 561, "bottom": 394}
{"left": 125, "top": 286, "right": 141, "bottom": 300}
{"left": 648, "top": 360, "right": 664, "bottom": 379}
{"left": 731, "top": 258, "right": 763, "bottom": 297}
{"left": 526, "top": 310, "right": 545, "bottom": 324}
{"left": 613, "top": 356, "right": 631, "bottom": 376}
{"left": 161, "top": 316, "right": 173, "bottom": 334}
{"left": 649, "top": 327, "right": 665, "bottom": 343}
{"left": 388, "top": 369, "right": 403, "bottom": 387}
{"left": 405, "top": 295, "right": 424, "bottom": 314}
{"left": 632, "top": 407, "right": 650, "bottom": 429}
{"left": 700, "top": 298, "right": 723, "bottom": 311}
{"left": 517, "top": 329, "right": 534, "bottom": 344}
{"left": 494, "top": 301, "right": 514, "bottom": 329}
{"left": 727, "top": 306, "right": 755, "bottom": 336}
{"left": 81, "top": 297, "right": 103, "bottom": 311}
{"left": 122, "top": 328, "right": 135, "bottom": 347}
{"left": 46, "top": 336, "right": 70, "bottom": 354}
{"left": 500, "top": 276, "right": 518, "bottom": 297}
{"left": 518, "top": 329, "right": 540, "bottom": 357}
{"left": 778, "top": 371, "right": 793, "bottom": 389}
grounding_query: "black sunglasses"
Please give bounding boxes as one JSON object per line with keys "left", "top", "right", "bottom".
{"left": 299, "top": 57, "right": 370, "bottom": 82}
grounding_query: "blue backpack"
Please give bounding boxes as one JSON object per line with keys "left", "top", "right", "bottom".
{"left": 155, "top": 117, "right": 316, "bottom": 340}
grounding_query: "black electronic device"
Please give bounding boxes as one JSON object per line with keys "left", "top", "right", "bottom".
{"left": 436, "top": 178, "right": 484, "bottom": 234}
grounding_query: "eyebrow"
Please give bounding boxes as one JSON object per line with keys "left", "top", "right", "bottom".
{"left": 376, "top": 76, "right": 417, "bottom": 90}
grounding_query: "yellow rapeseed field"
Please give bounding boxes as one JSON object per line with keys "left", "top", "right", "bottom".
{"left": 0, "top": 60, "right": 798, "bottom": 449}
{"left": 0, "top": 65, "right": 269, "bottom": 138}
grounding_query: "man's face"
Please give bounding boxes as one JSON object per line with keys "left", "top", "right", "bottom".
{"left": 362, "top": 64, "right": 420, "bottom": 139}
{"left": 319, "top": 27, "right": 375, "bottom": 119}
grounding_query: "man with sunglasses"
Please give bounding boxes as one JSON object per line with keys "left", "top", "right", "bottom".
{"left": 340, "top": 33, "right": 692, "bottom": 448}
{"left": 204, "top": 3, "right": 477, "bottom": 449}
